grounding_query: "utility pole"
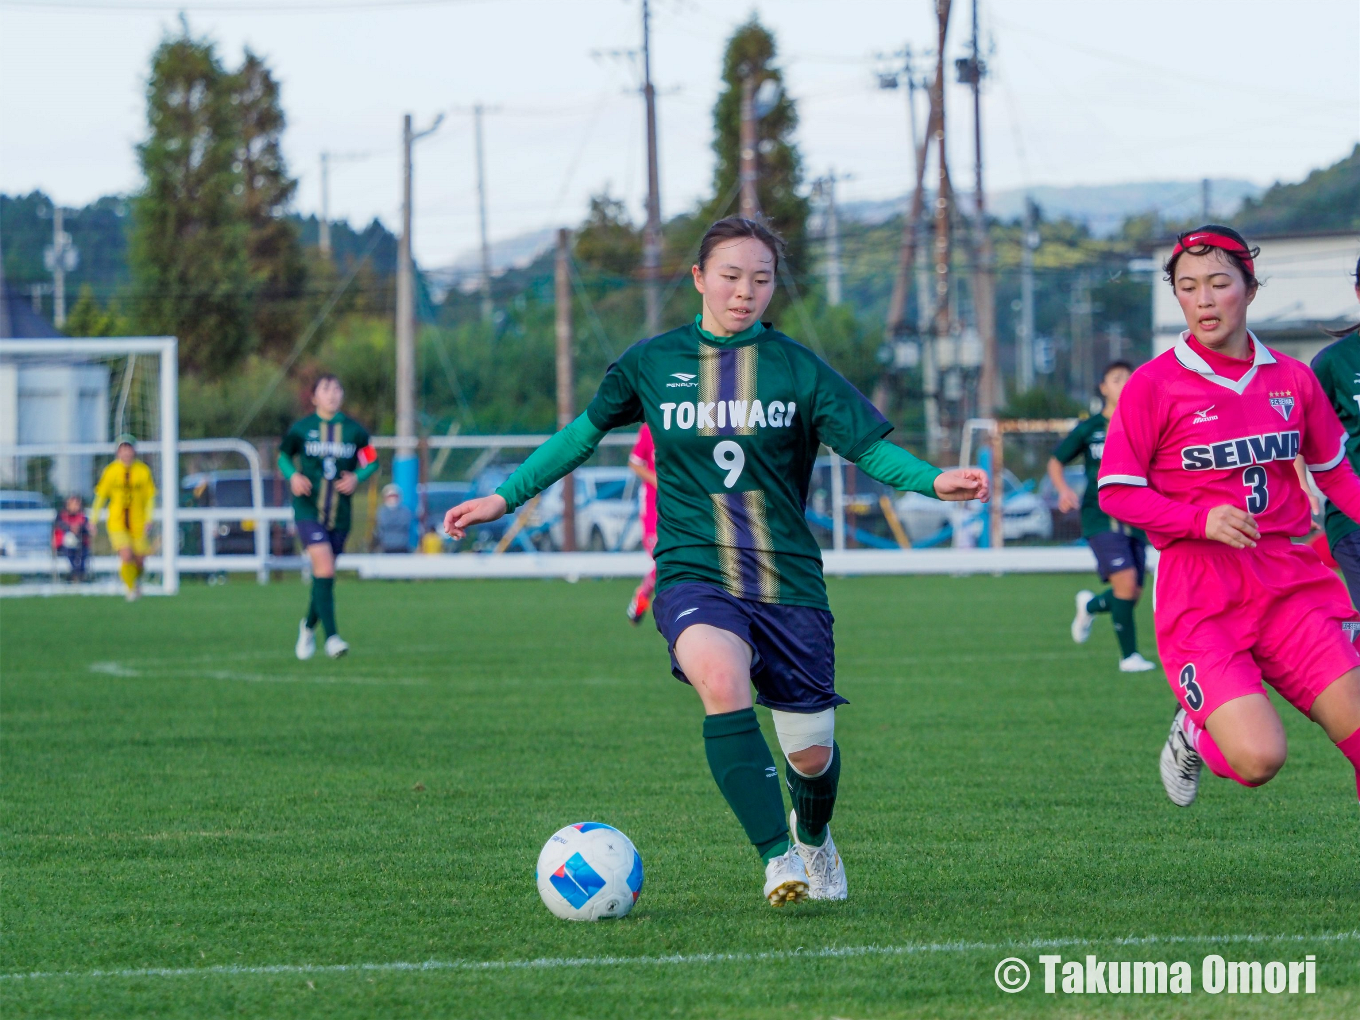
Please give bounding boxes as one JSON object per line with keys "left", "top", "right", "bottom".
{"left": 876, "top": 44, "right": 938, "bottom": 435}
{"left": 1201, "top": 177, "right": 1211, "bottom": 220}
{"left": 319, "top": 152, "right": 331, "bottom": 256}
{"left": 53, "top": 207, "right": 67, "bottom": 328}
{"left": 812, "top": 172, "right": 845, "bottom": 306}
{"left": 1017, "top": 196, "right": 1038, "bottom": 391}
{"left": 959, "top": 0, "right": 997, "bottom": 416}
{"left": 931, "top": 0, "right": 954, "bottom": 459}
{"left": 1070, "top": 271, "right": 1093, "bottom": 400}
{"left": 474, "top": 104, "right": 494, "bottom": 321}
{"left": 43, "top": 206, "right": 76, "bottom": 329}
{"left": 739, "top": 67, "right": 759, "bottom": 219}
{"left": 395, "top": 112, "right": 443, "bottom": 520}
{"left": 641, "top": 0, "right": 663, "bottom": 334}
{"left": 555, "top": 229, "right": 576, "bottom": 551}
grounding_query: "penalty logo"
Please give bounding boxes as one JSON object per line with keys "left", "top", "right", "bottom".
{"left": 1269, "top": 391, "right": 1295, "bottom": 421}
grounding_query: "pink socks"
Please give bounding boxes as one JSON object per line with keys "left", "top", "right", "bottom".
{"left": 1336, "top": 729, "right": 1360, "bottom": 801}
{"left": 1181, "top": 715, "right": 1262, "bottom": 788}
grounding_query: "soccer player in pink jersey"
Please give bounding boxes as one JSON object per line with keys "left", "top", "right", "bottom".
{"left": 626, "top": 423, "right": 659, "bottom": 624}
{"left": 1098, "top": 225, "right": 1360, "bottom": 808}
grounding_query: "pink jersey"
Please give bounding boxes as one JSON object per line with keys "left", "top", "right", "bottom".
{"left": 1098, "top": 331, "right": 1360, "bottom": 549}
{"left": 630, "top": 424, "right": 657, "bottom": 538}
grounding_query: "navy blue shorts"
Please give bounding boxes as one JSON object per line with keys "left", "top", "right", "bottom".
{"left": 652, "top": 581, "right": 844, "bottom": 713}
{"left": 1087, "top": 531, "right": 1146, "bottom": 586}
{"left": 1330, "top": 530, "right": 1360, "bottom": 608}
{"left": 296, "top": 520, "right": 348, "bottom": 557}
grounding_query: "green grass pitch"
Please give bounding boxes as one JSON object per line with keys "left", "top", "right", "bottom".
{"left": 2, "top": 574, "right": 1357, "bottom": 1018}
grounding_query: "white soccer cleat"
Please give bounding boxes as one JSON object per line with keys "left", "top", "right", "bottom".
{"left": 1160, "top": 708, "right": 1202, "bottom": 807}
{"left": 790, "top": 810, "right": 847, "bottom": 901}
{"left": 325, "top": 634, "right": 349, "bottom": 659}
{"left": 124, "top": 586, "right": 140, "bottom": 603}
{"left": 1119, "top": 652, "right": 1157, "bottom": 673}
{"left": 296, "top": 620, "right": 316, "bottom": 661}
{"left": 1071, "top": 590, "right": 1095, "bottom": 644}
{"left": 762, "top": 845, "right": 809, "bottom": 907}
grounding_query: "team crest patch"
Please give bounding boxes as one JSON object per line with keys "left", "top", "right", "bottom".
{"left": 1268, "top": 390, "right": 1295, "bottom": 421}
{"left": 1343, "top": 621, "right": 1360, "bottom": 644}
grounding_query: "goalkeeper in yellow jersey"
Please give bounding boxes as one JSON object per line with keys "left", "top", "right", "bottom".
{"left": 91, "top": 434, "right": 157, "bottom": 601}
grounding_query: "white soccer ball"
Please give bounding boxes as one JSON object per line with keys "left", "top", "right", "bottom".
{"left": 536, "top": 822, "right": 643, "bottom": 921}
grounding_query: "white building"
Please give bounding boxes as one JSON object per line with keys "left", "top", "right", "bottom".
{"left": 1, "top": 286, "right": 110, "bottom": 496}
{"left": 1153, "top": 230, "right": 1360, "bottom": 363}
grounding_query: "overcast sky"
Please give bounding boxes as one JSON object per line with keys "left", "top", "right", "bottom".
{"left": 1, "top": 0, "right": 1356, "bottom": 267}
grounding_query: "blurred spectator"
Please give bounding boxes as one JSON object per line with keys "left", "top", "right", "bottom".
{"left": 374, "top": 484, "right": 414, "bottom": 553}
{"left": 53, "top": 494, "right": 90, "bottom": 581}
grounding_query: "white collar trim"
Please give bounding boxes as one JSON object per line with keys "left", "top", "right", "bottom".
{"left": 1173, "top": 329, "right": 1275, "bottom": 395}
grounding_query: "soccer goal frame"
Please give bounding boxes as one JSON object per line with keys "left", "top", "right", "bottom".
{"left": 959, "top": 416, "right": 1081, "bottom": 550}
{"left": 0, "top": 336, "right": 179, "bottom": 594}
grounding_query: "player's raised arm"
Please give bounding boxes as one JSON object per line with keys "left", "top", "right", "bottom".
{"left": 443, "top": 413, "right": 610, "bottom": 539}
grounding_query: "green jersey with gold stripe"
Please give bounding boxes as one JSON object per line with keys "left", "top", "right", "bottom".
{"left": 280, "top": 412, "right": 374, "bottom": 531}
{"left": 586, "top": 318, "right": 890, "bottom": 610}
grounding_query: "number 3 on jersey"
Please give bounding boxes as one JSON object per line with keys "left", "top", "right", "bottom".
{"left": 1242, "top": 465, "right": 1268, "bottom": 514}
{"left": 713, "top": 440, "right": 745, "bottom": 488}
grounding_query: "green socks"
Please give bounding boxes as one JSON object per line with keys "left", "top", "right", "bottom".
{"left": 1086, "top": 589, "right": 1114, "bottom": 615}
{"left": 1111, "top": 597, "right": 1138, "bottom": 658}
{"left": 787, "top": 741, "right": 840, "bottom": 847}
{"left": 703, "top": 709, "right": 790, "bottom": 863}
{"left": 1086, "top": 588, "right": 1140, "bottom": 657}
{"left": 310, "top": 577, "right": 337, "bottom": 638}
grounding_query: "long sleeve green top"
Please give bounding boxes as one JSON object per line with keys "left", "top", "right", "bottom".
{"left": 494, "top": 415, "right": 940, "bottom": 512}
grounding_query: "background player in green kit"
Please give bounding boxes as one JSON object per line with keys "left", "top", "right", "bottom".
{"left": 1047, "top": 361, "right": 1157, "bottom": 673}
{"left": 1310, "top": 254, "right": 1360, "bottom": 604}
{"left": 279, "top": 374, "right": 379, "bottom": 660}
{"left": 444, "top": 218, "right": 989, "bottom": 907}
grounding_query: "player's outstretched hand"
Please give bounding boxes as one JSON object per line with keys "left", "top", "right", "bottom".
{"left": 1057, "top": 487, "right": 1080, "bottom": 514}
{"left": 1205, "top": 505, "right": 1259, "bottom": 548}
{"left": 933, "top": 467, "right": 990, "bottom": 502}
{"left": 444, "top": 494, "right": 509, "bottom": 540}
{"left": 290, "top": 473, "right": 313, "bottom": 497}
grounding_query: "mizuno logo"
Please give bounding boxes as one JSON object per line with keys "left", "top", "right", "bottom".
{"left": 1192, "top": 406, "right": 1218, "bottom": 424}
{"left": 676, "top": 608, "right": 699, "bottom": 620}
{"left": 1181, "top": 431, "right": 1299, "bottom": 471}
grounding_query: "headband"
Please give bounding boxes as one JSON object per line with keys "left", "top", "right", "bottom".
{"left": 1171, "top": 231, "right": 1255, "bottom": 276}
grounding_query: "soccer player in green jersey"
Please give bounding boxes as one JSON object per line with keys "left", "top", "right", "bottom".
{"left": 279, "top": 374, "right": 379, "bottom": 660}
{"left": 444, "top": 217, "right": 989, "bottom": 907}
{"left": 1048, "top": 361, "right": 1155, "bottom": 672}
{"left": 1310, "top": 254, "right": 1360, "bottom": 604}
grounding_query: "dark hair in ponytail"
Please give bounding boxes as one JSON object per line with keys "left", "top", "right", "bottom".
{"left": 1322, "top": 254, "right": 1360, "bottom": 339}
{"left": 696, "top": 217, "right": 785, "bottom": 273}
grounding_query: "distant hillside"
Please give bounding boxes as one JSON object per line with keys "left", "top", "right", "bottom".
{"left": 840, "top": 178, "right": 1262, "bottom": 236}
{"left": 1233, "top": 145, "right": 1360, "bottom": 235}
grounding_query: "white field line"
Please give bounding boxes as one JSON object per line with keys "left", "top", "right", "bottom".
{"left": 4, "top": 930, "right": 1357, "bottom": 983}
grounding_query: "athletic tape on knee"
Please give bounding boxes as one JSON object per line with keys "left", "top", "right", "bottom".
{"left": 771, "top": 707, "right": 835, "bottom": 759}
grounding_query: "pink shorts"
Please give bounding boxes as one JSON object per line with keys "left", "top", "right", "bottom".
{"left": 1154, "top": 537, "right": 1360, "bottom": 726}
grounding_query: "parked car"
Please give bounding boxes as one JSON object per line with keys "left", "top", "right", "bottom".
{"left": 539, "top": 468, "right": 643, "bottom": 551}
{"left": 894, "top": 469, "right": 1054, "bottom": 546}
{"left": 0, "top": 490, "right": 53, "bottom": 557}
{"left": 181, "top": 471, "right": 290, "bottom": 555}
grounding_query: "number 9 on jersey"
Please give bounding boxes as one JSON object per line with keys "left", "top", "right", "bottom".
{"left": 713, "top": 440, "right": 745, "bottom": 489}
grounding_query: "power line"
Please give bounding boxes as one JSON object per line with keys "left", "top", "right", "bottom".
{"left": 0, "top": 0, "right": 476, "bottom": 12}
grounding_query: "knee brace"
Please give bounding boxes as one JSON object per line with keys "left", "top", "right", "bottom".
{"left": 771, "top": 708, "right": 835, "bottom": 772}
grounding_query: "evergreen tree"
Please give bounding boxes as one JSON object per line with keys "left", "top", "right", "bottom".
{"left": 704, "top": 18, "right": 809, "bottom": 266}
{"left": 231, "top": 50, "right": 308, "bottom": 357}
{"left": 573, "top": 191, "right": 641, "bottom": 277}
{"left": 129, "top": 26, "right": 254, "bottom": 375}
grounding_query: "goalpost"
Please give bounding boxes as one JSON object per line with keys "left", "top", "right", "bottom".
{"left": 0, "top": 337, "right": 179, "bottom": 594}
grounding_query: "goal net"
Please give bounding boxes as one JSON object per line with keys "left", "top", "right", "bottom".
{"left": 0, "top": 337, "right": 179, "bottom": 595}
